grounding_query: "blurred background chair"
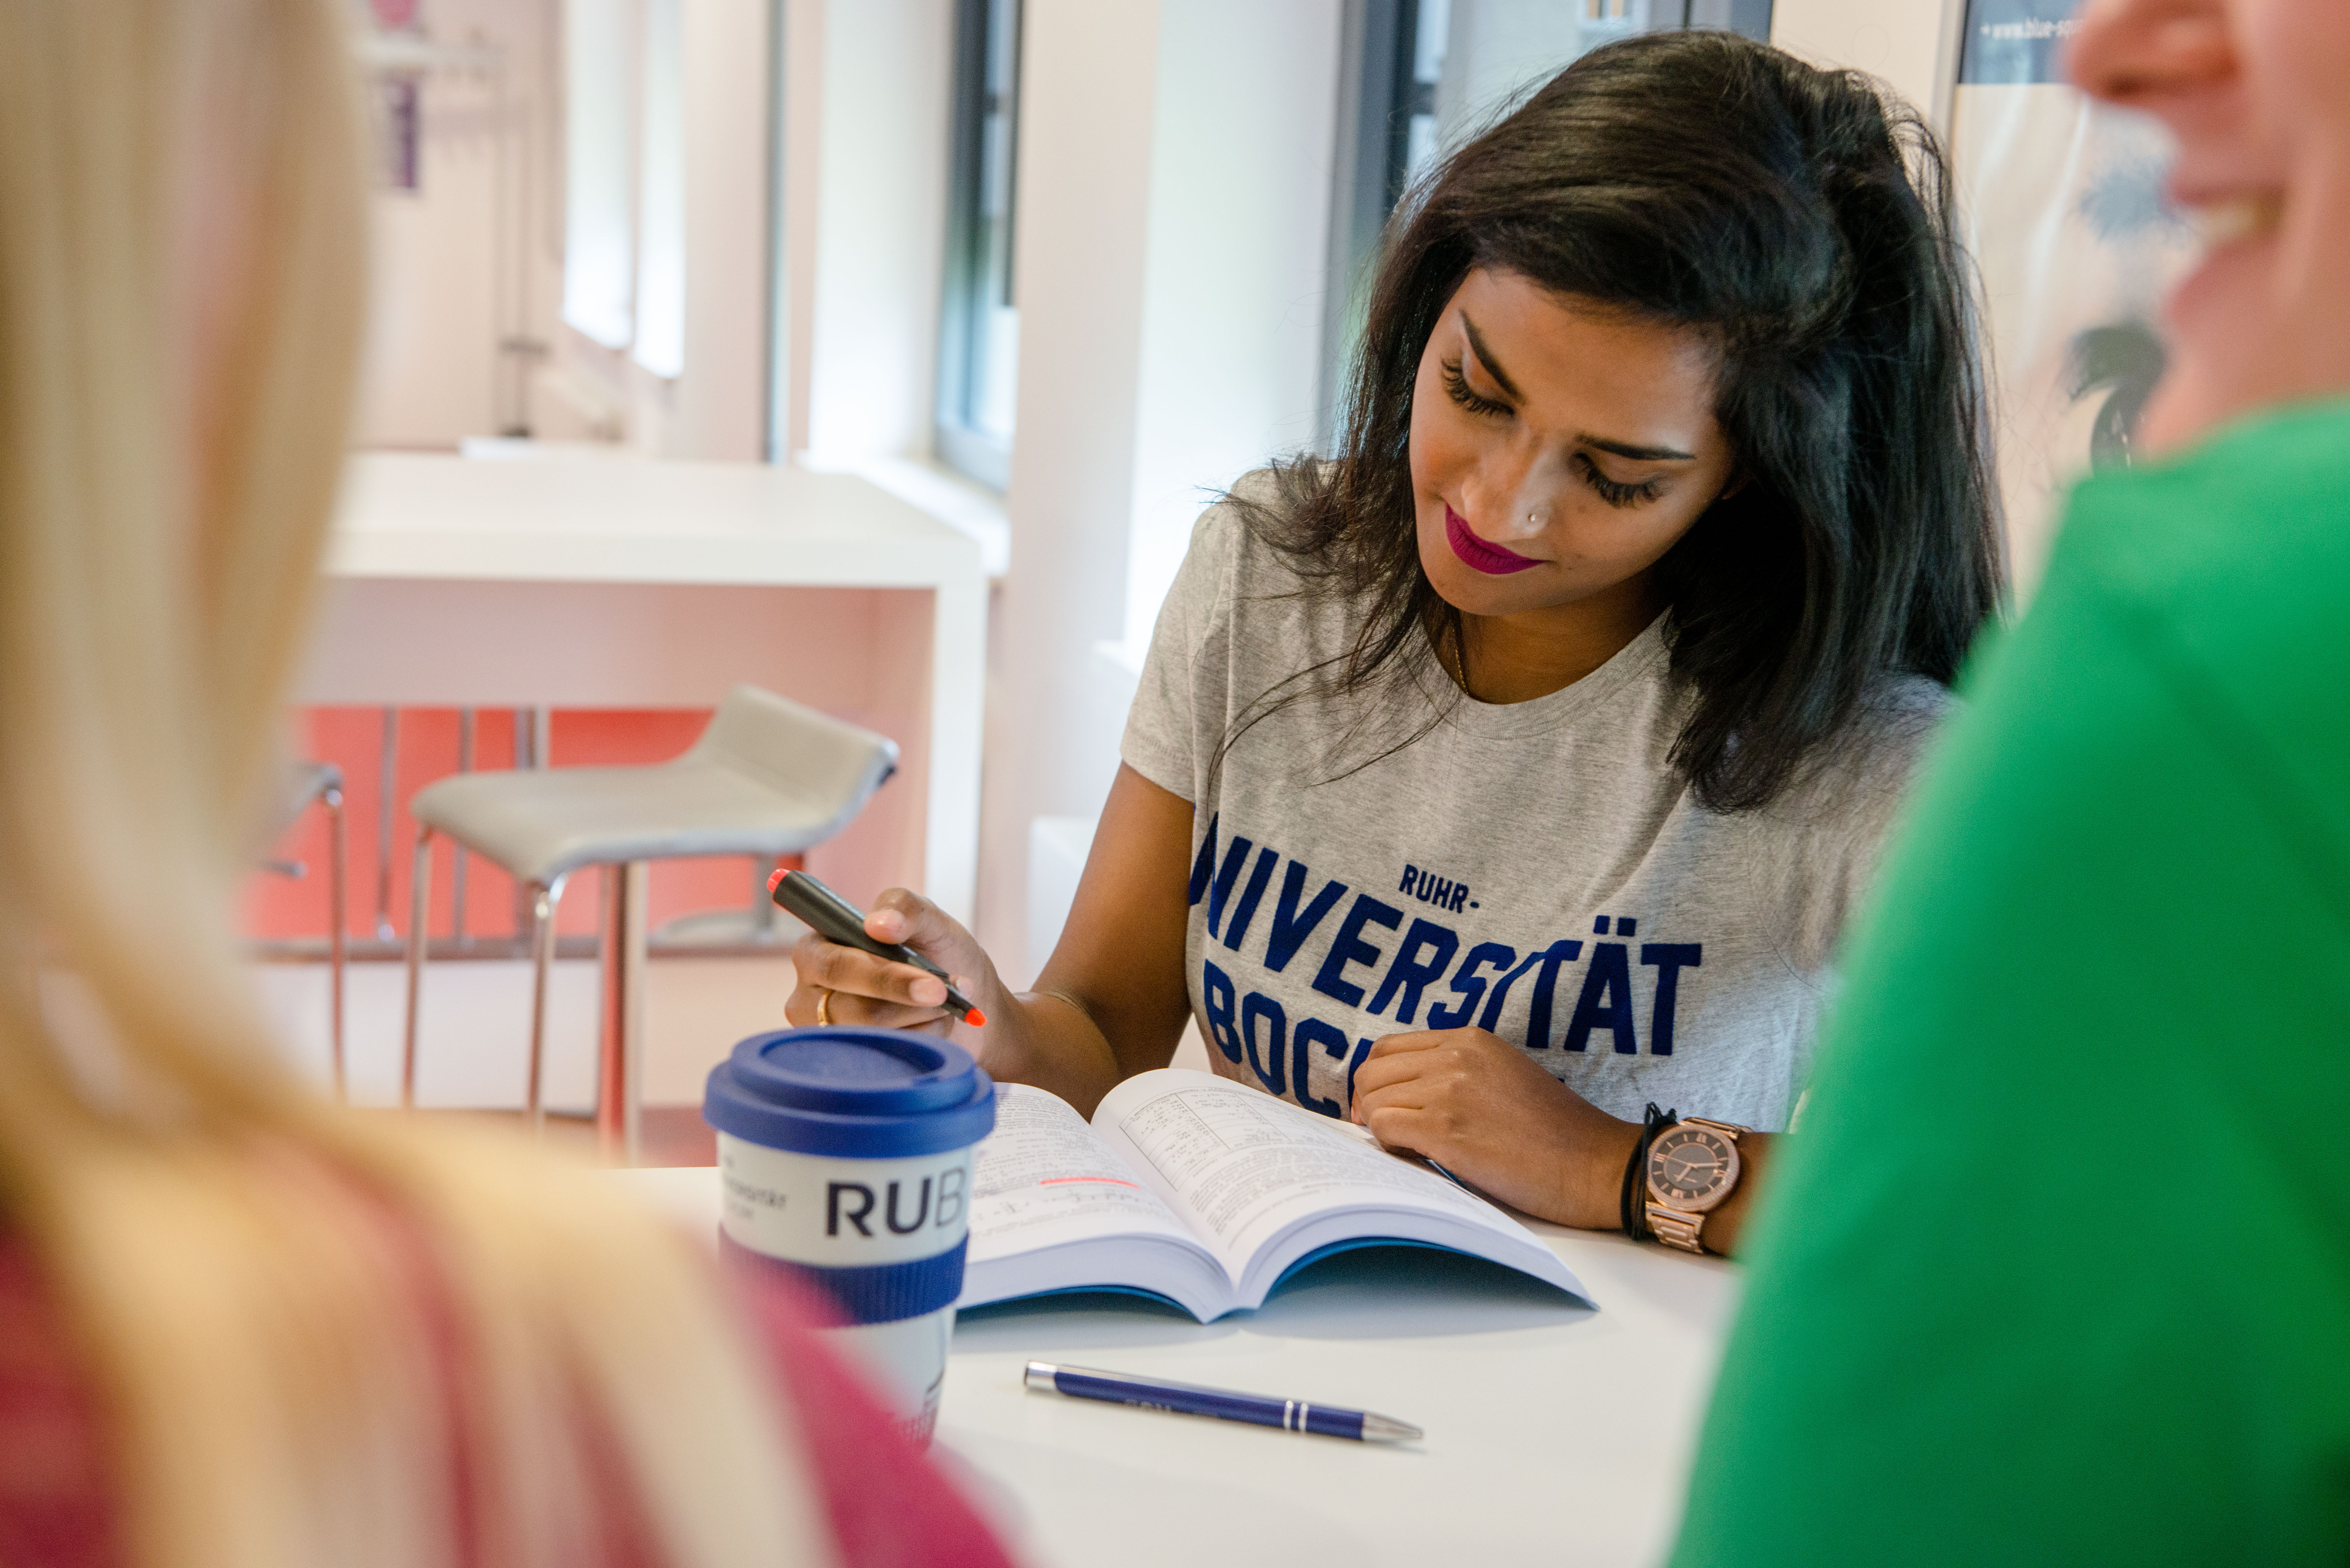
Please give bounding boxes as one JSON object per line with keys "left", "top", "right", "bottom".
{"left": 401, "top": 684, "right": 898, "bottom": 1162}
{"left": 260, "top": 761, "right": 348, "bottom": 1099}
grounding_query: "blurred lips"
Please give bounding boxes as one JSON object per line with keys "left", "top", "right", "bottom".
{"left": 1444, "top": 504, "right": 1543, "bottom": 575}
{"left": 2186, "top": 191, "right": 2283, "bottom": 249}
{"left": 2167, "top": 185, "right": 2286, "bottom": 334}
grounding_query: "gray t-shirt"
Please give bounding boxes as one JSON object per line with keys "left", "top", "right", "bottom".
{"left": 1119, "top": 482, "right": 1947, "bottom": 1132}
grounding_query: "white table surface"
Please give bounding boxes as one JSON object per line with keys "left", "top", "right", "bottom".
{"left": 315, "top": 453, "right": 989, "bottom": 920}
{"left": 620, "top": 1166, "right": 1737, "bottom": 1568}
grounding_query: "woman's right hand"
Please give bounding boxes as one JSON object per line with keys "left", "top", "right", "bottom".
{"left": 785, "top": 887, "right": 996, "bottom": 1038}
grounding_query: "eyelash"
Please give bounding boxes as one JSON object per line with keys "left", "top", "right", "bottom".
{"left": 1439, "top": 358, "right": 1511, "bottom": 418}
{"left": 1574, "top": 454, "right": 1666, "bottom": 510}
{"left": 1440, "top": 358, "right": 1668, "bottom": 511}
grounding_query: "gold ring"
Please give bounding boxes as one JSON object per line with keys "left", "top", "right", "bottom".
{"left": 814, "top": 987, "right": 832, "bottom": 1027}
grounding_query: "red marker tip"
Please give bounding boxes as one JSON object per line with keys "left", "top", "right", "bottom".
{"left": 964, "top": 1009, "right": 988, "bottom": 1027}
{"left": 767, "top": 867, "right": 786, "bottom": 892}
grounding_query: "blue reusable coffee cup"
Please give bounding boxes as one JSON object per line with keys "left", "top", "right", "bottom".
{"left": 704, "top": 1027, "right": 996, "bottom": 1445}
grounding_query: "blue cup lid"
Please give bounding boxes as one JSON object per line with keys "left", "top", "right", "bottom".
{"left": 703, "top": 1027, "right": 997, "bottom": 1157}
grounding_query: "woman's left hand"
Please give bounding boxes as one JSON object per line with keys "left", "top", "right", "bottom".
{"left": 1350, "top": 1028, "right": 1642, "bottom": 1228}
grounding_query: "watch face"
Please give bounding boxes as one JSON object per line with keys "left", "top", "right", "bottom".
{"left": 1647, "top": 1126, "right": 1741, "bottom": 1213}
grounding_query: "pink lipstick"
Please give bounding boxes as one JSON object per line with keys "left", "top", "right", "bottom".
{"left": 1444, "top": 504, "right": 1543, "bottom": 575}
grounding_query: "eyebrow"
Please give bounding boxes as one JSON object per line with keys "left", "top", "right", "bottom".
{"left": 1457, "top": 310, "right": 1700, "bottom": 464}
{"left": 1459, "top": 313, "right": 1527, "bottom": 402}
{"left": 1583, "top": 435, "right": 1698, "bottom": 463}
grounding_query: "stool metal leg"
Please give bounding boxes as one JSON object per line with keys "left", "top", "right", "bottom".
{"left": 595, "top": 862, "right": 648, "bottom": 1166}
{"left": 452, "top": 708, "right": 474, "bottom": 946}
{"left": 375, "top": 707, "right": 399, "bottom": 941}
{"left": 511, "top": 707, "right": 539, "bottom": 941}
{"left": 402, "top": 825, "right": 432, "bottom": 1109}
{"left": 526, "top": 873, "right": 568, "bottom": 1137}
{"left": 325, "top": 785, "right": 347, "bottom": 1103}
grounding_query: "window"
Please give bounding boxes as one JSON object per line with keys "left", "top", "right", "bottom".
{"left": 936, "top": 0, "right": 1023, "bottom": 490}
{"left": 1321, "top": 0, "right": 1773, "bottom": 441}
{"left": 559, "top": 0, "right": 686, "bottom": 380}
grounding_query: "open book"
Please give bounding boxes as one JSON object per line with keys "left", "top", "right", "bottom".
{"left": 959, "top": 1068, "right": 1594, "bottom": 1321}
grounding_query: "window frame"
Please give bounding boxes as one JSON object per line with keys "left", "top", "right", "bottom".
{"left": 935, "top": 0, "right": 1023, "bottom": 491}
{"left": 1318, "top": 0, "right": 1773, "bottom": 449}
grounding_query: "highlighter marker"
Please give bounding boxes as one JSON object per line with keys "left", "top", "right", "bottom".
{"left": 769, "top": 868, "right": 988, "bottom": 1027}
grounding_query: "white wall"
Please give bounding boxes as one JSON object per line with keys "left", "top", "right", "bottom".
{"left": 779, "top": 0, "right": 823, "bottom": 458}
{"left": 628, "top": 0, "right": 772, "bottom": 459}
{"left": 975, "top": 0, "right": 1164, "bottom": 978}
{"left": 364, "top": 140, "right": 504, "bottom": 445}
{"left": 1120, "top": 0, "right": 1345, "bottom": 661}
{"left": 359, "top": 0, "right": 774, "bottom": 460}
{"left": 1769, "top": 0, "right": 1969, "bottom": 127}
{"left": 356, "top": 0, "right": 563, "bottom": 448}
{"left": 784, "top": 0, "right": 957, "bottom": 467}
{"left": 977, "top": 0, "right": 1347, "bottom": 984}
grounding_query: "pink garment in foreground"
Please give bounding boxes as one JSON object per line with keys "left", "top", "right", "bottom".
{"left": 0, "top": 1229, "right": 1013, "bottom": 1568}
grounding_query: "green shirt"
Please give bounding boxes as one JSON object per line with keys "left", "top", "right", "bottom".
{"left": 1671, "top": 403, "right": 2350, "bottom": 1567}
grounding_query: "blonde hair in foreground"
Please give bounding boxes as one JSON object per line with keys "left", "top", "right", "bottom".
{"left": 0, "top": 5, "right": 832, "bottom": 1566}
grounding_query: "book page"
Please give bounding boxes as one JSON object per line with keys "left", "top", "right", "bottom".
{"left": 1092, "top": 1070, "right": 1515, "bottom": 1269}
{"left": 965, "top": 1083, "right": 1197, "bottom": 1264}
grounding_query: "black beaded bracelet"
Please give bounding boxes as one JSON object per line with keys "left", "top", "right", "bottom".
{"left": 1620, "top": 1102, "right": 1679, "bottom": 1243}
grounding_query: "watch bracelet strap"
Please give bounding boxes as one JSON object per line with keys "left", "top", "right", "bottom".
{"left": 1647, "top": 1118, "right": 1748, "bottom": 1255}
{"left": 1622, "top": 1104, "right": 1678, "bottom": 1243}
{"left": 1648, "top": 1206, "right": 1708, "bottom": 1254}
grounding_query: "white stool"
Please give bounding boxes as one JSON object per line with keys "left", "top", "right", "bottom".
{"left": 400, "top": 685, "right": 898, "bottom": 1160}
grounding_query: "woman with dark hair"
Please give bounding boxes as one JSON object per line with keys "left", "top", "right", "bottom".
{"left": 791, "top": 31, "right": 2001, "bottom": 1255}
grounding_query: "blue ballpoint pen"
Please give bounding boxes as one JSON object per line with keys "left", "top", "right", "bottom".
{"left": 1023, "top": 1361, "right": 1423, "bottom": 1443}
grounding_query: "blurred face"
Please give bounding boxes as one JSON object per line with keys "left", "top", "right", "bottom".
{"left": 1408, "top": 269, "right": 1738, "bottom": 625}
{"left": 2069, "top": 0, "right": 2350, "bottom": 450}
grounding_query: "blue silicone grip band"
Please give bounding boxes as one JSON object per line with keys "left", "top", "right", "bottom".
{"left": 721, "top": 1233, "right": 967, "bottom": 1324}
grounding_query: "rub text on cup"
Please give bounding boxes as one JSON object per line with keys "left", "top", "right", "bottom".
{"left": 704, "top": 1027, "right": 996, "bottom": 1446}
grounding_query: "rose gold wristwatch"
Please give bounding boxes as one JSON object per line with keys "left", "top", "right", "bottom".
{"left": 1645, "top": 1117, "right": 1750, "bottom": 1255}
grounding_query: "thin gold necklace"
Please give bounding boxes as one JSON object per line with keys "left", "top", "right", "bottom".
{"left": 1443, "top": 622, "right": 1470, "bottom": 695}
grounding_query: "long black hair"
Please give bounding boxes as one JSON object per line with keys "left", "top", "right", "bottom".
{"left": 1239, "top": 31, "right": 2003, "bottom": 811}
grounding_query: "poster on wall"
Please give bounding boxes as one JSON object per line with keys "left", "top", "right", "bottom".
{"left": 352, "top": 0, "right": 425, "bottom": 192}
{"left": 1950, "top": 0, "right": 2197, "bottom": 597}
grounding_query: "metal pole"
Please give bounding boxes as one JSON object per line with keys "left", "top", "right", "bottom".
{"left": 596, "top": 862, "right": 648, "bottom": 1166}
{"left": 452, "top": 707, "right": 474, "bottom": 944}
{"left": 375, "top": 706, "right": 399, "bottom": 940}
{"left": 326, "top": 785, "right": 348, "bottom": 1101}
{"left": 402, "top": 826, "right": 432, "bottom": 1109}
{"left": 527, "top": 875, "right": 566, "bottom": 1139}
{"left": 512, "top": 707, "right": 542, "bottom": 943}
